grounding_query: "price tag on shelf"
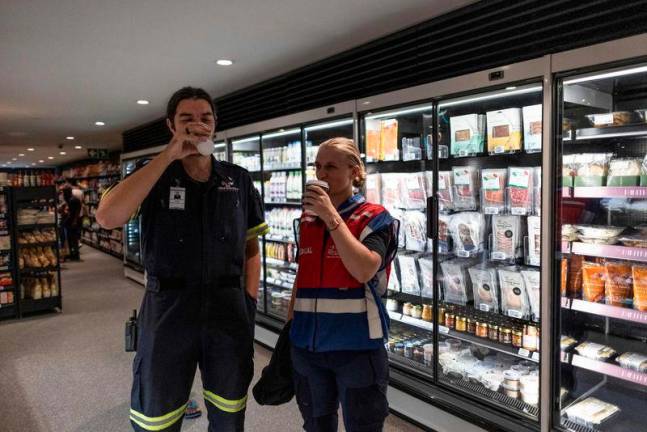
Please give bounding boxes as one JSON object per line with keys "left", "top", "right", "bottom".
{"left": 518, "top": 348, "right": 531, "bottom": 358}
{"left": 532, "top": 352, "right": 540, "bottom": 361}
{"left": 491, "top": 252, "right": 507, "bottom": 260}
{"left": 511, "top": 207, "right": 527, "bottom": 216}
{"left": 456, "top": 250, "right": 470, "bottom": 258}
{"left": 483, "top": 207, "right": 500, "bottom": 215}
{"left": 494, "top": 146, "right": 505, "bottom": 154}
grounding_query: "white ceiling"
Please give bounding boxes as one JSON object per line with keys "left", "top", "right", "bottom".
{"left": 0, "top": 0, "right": 475, "bottom": 168}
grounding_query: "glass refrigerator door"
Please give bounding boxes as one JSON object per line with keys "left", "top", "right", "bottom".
{"left": 436, "top": 83, "right": 543, "bottom": 422}
{"left": 556, "top": 64, "right": 647, "bottom": 432}
{"left": 261, "top": 128, "right": 302, "bottom": 321}
{"left": 360, "top": 102, "right": 434, "bottom": 377}
{"left": 122, "top": 159, "right": 142, "bottom": 268}
{"left": 214, "top": 140, "right": 228, "bottom": 162}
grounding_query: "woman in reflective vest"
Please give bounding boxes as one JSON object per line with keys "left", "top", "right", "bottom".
{"left": 288, "top": 137, "right": 398, "bottom": 432}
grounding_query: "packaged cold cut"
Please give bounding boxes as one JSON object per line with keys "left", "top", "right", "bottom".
{"left": 453, "top": 166, "right": 480, "bottom": 211}
{"left": 418, "top": 256, "right": 434, "bottom": 298}
{"left": 398, "top": 255, "right": 420, "bottom": 295}
{"left": 575, "top": 342, "right": 616, "bottom": 361}
{"left": 481, "top": 168, "right": 507, "bottom": 214}
{"left": 366, "top": 173, "right": 382, "bottom": 205}
{"left": 381, "top": 173, "right": 405, "bottom": 210}
{"left": 607, "top": 158, "right": 641, "bottom": 186}
{"left": 582, "top": 262, "right": 606, "bottom": 303}
{"left": 491, "top": 215, "right": 522, "bottom": 261}
{"left": 498, "top": 269, "right": 530, "bottom": 319}
{"left": 522, "top": 104, "right": 542, "bottom": 153}
{"left": 468, "top": 265, "right": 500, "bottom": 313}
{"left": 448, "top": 212, "right": 485, "bottom": 256}
{"left": 586, "top": 111, "right": 634, "bottom": 127}
{"left": 604, "top": 262, "right": 633, "bottom": 307}
{"left": 437, "top": 171, "right": 454, "bottom": 213}
{"left": 486, "top": 108, "right": 522, "bottom": 154}
{"left": 450, "top": 114, "right": 485, "bottom": 157}
{"left": 527, "top": 216, "right": 541, "bottom": 266}
{"left": 380, "top": 119, "right": 399, "bottom": 161}
{"left": 438, "top": 214, "right": 452, "bottom": 254}
{"left": 616, "top": 352, "right": 647, "bottom": 372}
{"left": 401, "top": 172, "right": 427, "bottom": 210}
{"left": 441, "top": 259, "right": 474, "bottom": 306}
{"left": 521, "top": 269, "right": 540, "bottom": 322}
{"left": 508, "top": 167, "right": 534, "bottom": 215}
{"left": 564, "top": 397, "right": 620, "bottom": 427}
{"left": 403, "top": 210, "right": 427, "bottom": 252}
{"left": 631, "top": 265, "right": 647, "bottom": 312}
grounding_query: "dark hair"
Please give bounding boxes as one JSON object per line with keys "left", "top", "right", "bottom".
{"left": 166, "top": 86, "right": 216, "bottom": 125}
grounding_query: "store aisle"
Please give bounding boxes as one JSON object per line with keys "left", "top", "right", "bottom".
{"left": 0, "top": 248, "right": 423, "bottom": 432}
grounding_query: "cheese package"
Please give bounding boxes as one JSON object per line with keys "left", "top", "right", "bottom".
{"left": 437, "top": 171, "right": 454, "bottom": 213}
{"left": 450, "top": 114, "right": 485, "bottom": 157}
{"left": 403, "top": 210, "right": 427, "bottom": 252}
{"left": 365, "top": 119, "right": 381, "bottom": 162}
{"left": 487, "top": 108, "right": 522, "bottom": 154}
{"left": 468, "top": 265, "right": 500, "bottom": 313}
{"left": 380, "top": 119, "right": 399, "bottom": 161}
{"left": 522, "top": 105, "right": 542, "bottom": 153}
{"left": 527, "top": 216, "right": 541, "bottom": 266}
{"left": 452, "top": 166, "right": 480, "bottom": 211}
{"left": 365, "top": 173, "right": 382, "bottom": 205}
{"left": 498, "top": 269, "right": 531, "bottom": 320}
{"left": 564, "top": 397, "right": 620, "bottom": 427}
{"left": 398, "top": 254, "right": 420, "bottom": 295}
{"left": 481, "top": 168, "right": 507, "bottom": 214}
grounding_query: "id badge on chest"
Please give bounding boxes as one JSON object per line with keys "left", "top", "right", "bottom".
{"left": 169, "top": 187, "right": 186, "bottom": 210}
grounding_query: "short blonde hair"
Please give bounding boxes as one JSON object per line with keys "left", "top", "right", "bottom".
{"left": 319, "top": 137, "right": 366, "bottom": 188}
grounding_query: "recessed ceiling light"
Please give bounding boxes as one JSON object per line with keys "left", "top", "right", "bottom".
{"left": 60, "top": 151, "right": 66, "bottom": 155}
{"left": 31, "top": 163, "right": 36, "bottom": 166}
{"left": 216, "top": 59, "right": 233, "bottom": 66}
{"left": 11, "top": 158, "right": 16, "bottom": 161}
{"left": 95, "top": 121, "right": 105, "bottom": 126}
{"left": 38, "top": 160, "right": 44, "bottom": 163}
{"left": 75, "top": 145, "right": 82, "bottom": 150}
{"left": 137, "top": 100, "right": 150, "bottom": 105}
{"left": 48, "top": 156, "right": 54, "bottom": 160}
{"left": 66, "top": 136, "right": 75, "bottom": 140}
{"left": 18, "top": 153, "right": 24, "bottom": 157}
{"left": 27, "top": 148, "right": 35, "bottom": 152}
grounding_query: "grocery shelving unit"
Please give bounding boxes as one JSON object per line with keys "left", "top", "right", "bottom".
{"left": 0, "top": 187, "right": 17, "bottom": 319}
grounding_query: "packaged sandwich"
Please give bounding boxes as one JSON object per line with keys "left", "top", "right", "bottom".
{"left": 448, "top": 212, "right": 486, "bottom": 256}
{"left": 481, "top": 168, "right": 507, "bottom": 214}
{"left": 604, "top": 262, "right": 633, "bottom": 307}
{"left": 365, "top": 173, "right": 382, "bottom": 205}
{"left": 401, "top": 172, "right": 427, "bottom": 210}
{"left": 418, "top": 256, "right": 434, "bottom": 298}
{"left": 522, "top": 104, "right": 542, "bottom": 153}
{"left": 468, "top": 265, "right": 500, "bottom": 313}
{"left": 380, "top": 119, "right": 399, "bottom": 161}
{"left": 453, "top": 166, "right": 480, "bottom": 211}
{"left": 631, "top": 265, "right": 647, "bottom": 312}
{"left": 508, "top": 167, "right": 534, "bottom": 215}
{"left": 437, "top": 171, "right": 454, "bottom": 213}
{"left": 441, "top": 259, "right": 473, "bottom": 306}
{"left": 561, "top": 258, "right": 568, "bottom": 296}
{"left": 486, "top": 108, "right": 522, "bottom": 154}
{"left": 564, "top": 397, "right": 620, "bottom": 427}
{"left": 573, "top": 153, "right": 612, "bottom": 186}
{"left": 521, "top": 269, "right": 540, "bottom": 322}
{"left": 607, "top": 158, "right": 641, "bottom": 186}
{"left": 527, "top": 216, "right": 541, "bottom": 266}
{"left": 575, "top": 342, "right": 616, "bottom": 361}
{"left": 403, "top": 210, "right": 427, "bottom": 252}
{"left": 450, "top": 114, "right": 486, "bottom": 157}
{"left": 498, "top": 269, "right": 530, "bottom": 319}
{"left": 491, "top": 215, "right": 522, "bottom": 261}
{"left": 438, "top": 214, "right": 452, "bottom": 254}
{"left": 616, "top": 352, "right": 647, "bottom": 372}
{"left": 398, "top": 255, "right": 420, "bottom": 295}
{"left": 586, "top": 111, "right": 634, "bottom": 127}
{"left": 582, "top": 262, "right": 606, "bottom": 303}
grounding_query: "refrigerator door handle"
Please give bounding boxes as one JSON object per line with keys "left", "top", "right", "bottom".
{"left": 427, "top": 196, "right": 436, "bottom": 240}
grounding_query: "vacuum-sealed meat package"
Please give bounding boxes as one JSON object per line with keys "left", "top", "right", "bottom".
{"left": 481, "top": 168, "right": 507, "bottom": 214}
{"left": 522, "top": 104, "right": 542, "bottom": 153}
{"left": 449, "top": 212, "right": 485, "bottom": 257}
{"left": 438, "top": 214, "right": 452, "bottom": 254}
{"left": 365, "top": 173, "right": 382, "bottom": 205}
{"left": 521, "top": 269, "right": 540, "bottom": 322}
{"left": 604, "top": 262, "right": 633, "bottom": 307}
{"left": 398, "top": 255, "right": 420, "bottom": 295}
{"left": 486, "top": 108, "right": 522, "bottom": 154}
{"left": 469, "top": 265, "right": 500, "bottom": 313}
{"left": 389, "top": 208, "right": 406, "bottom": 249}
{"left": 438, "top": 171, "right": 454, "bottom": 213}
{"left": 380, "top": 173, "right": 405, "bottom": 210}
{"left": 424, "top": 171, "right": 434, "bottom": 198}
{"left": 508, "top": 167, "right": 534, "bottom": 215}
{"left": 418, "top": 256, "right": 434, "bottom": 298}
{"left": 498, "top": 269, "right": 530, "bottom": 319}
{"left": 582, "top": 262, "right": 606, "bottom": 303}
{"left": 402, "top": 172, "right": 427, "bottom": 210}
{"left": 450, "top": 114, "right": 485, "bottom": 157}
{"left": 491, "top": 215, "right": 522, "bottom": 261}
{"left": 403, "top": 210, "right": 427, "bottom": 252}
{"left": 453, "top": 166, "right": 480, "bottom": 211}
{"left": 441, "top": 259, "right": 474, "bottom": 306}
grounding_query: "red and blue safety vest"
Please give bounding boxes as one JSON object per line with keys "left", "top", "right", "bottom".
{"left": 290, "top": 194, "right": 398, "bottom": 352}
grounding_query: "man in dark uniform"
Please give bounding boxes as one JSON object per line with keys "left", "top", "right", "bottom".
{"left": 61, "top": 185, "right": 82, "bottom": 261}
{"left": 96, "top": 87, "right": 268, "bottom": 432}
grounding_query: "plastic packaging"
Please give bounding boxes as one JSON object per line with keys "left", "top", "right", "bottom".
{"left": 380, "top": 173, "right": 405, "bottom": 210}
{"left": 468, "top": 265, "right": 500, "bottom": 313}
{"left": 521, "top": 269, "right": 540, "bottom": 322}
{"left": 437, "top": 171, "right": 454, "bottom": 213}
{"left": 380, "top": 119, "right": 399, "bottom": 161}
{"left": 522, "top": 104, "right": 542, "bottom": 153}
{"left": 567, "top": 255, "right": 583, "bottom": 298}
{"left": 527, "top": 216, "right": 541, "bottom": 266}
{"left": 575, "top": 342, "right": 616, "bottom": 361}
{"left": 403, "top": 210, "right": 427, "bottom": 252}
{"left": 564, "top": 397, "right": 620, "bottom": 427}
{"left": 441, "top": 259, "right": 474, "bottom": 306}
{"left": 582, "top": 262, "right": 606, "bottom": 303}
{"left": 560, "top": 336, "right": 577, "bottom": 351}
{"left": 604, "top": 262, "right": 633, "bottom": 307}
{"left": 418, "top": 256, "right": 434, "bottom": 298}
{"left": 398, "top": 255, "right": 420, "bottom": 295}
{"left": 607, "top": 158, "right": 641, "bottom": 186}
{"left": 617, "top": 352, "right": 647, "bottom": 372}
{"left": 450, "top": 114, "right": 485, "bottom": 157}
{"left": 586, "top": 111, "right": 633, "bottom": 127}
{"left": 533, "top": 167, "right": 541, "bottom": 215}
{"left": 453, "top": 166, "right": 480, "bottom": 211}
{"left": 631, "top": 265, "right": 647, "bottom": 311}
{"left": 498, "top": 269, "right": 530, "bottom": 320}
{"left": 365, "top": 174, "right": 382, "bottom": 205}
{"left": 491, "top": 215, "right": 522, "bottom": 261}
{"left": 401, "top": 172, "right": 427, "bottom": 210}
{"left": 448, "top": 212, "right": 486, "bottom": 256}
{"left": 486, "top": 108, "right": 522, "bottom": 154}
{"left": 573, "top": 153, "right": 613, "bottom": 186}
{"left": 481, "top": 168, "right": 507, "bottom": 214}
{"left": 508, "top": 167, "right": 534, "bottom": 215}
{"left": 560, "top": 258, "right": 568, "bottom": 296}
{"left": 438, "top": 214, "right": 452, "bottom": 254}
{"left": 389, "top": 208, "right": 406, "bottom": 249}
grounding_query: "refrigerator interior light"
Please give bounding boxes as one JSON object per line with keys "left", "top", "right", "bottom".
{"left": 214, "top": 142, "right": 226, "bottom": 148}
{"left": 439, "top": 85, "right": 542, "bottom": 108}
{"left": 304, "top": 119, "right": 354, "bottom": 132}
{"left": 231, "top": 136, "right": 260, "bottom": 144}
{"left": 263, "top": 128, "right": 300, "bottom": 139}
{"left": 365, "top": 104, "right": 434, "bottom": 120}
{"left": 564, "top": 65, "right": 647, "bottom": 85}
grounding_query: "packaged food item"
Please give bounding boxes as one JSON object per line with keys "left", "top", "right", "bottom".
{"left": 486, "top": 108, "right": 522, "bottom": 154}
{"left": 398, "top": 255, "right": 420, "bottom": 295}
{"left": 641, "top": 154, "right": 647, "bottom": 186}
{"left": 562, "top": 154, "right": 576, "bottom": 187}
{"left": 604, "top": 262, "right": 633, "bottom": 307}
{"left": 452, "top": 166, "right": 479, "bottom": 211}
{"left": 481, "top": 169, "right": 507, "bottom": 214}
{"left": 380, "top": 119, "right": 399, "bottom": 161}
{"left": 438, "top": 214, "right": 452, "bottom": 254}
{"left": 586, "top": 111, "right": 634, "bottom": 127}
{"left": 386, "top": 298, "right": 399, "bottom": 311}
{"left": 491, "top": 215, "right": 522, "bottom": 261}
{"left": 575, "top": 342, "right": 616, "bottom": 361}
{"left": 380, "top": 173, "right": 405, "bottom": 210}
{"left": 365, "top": 173, "right": 382, "bottom": 205}
{"left": 468, "top": 265, "right": 500, "bottom": 313}
{"left": 607, "top": 158, "right": 641, "bottom": 186}
{"left": 389, "top": 208, "right": 406, "bottom": 249}
{"left": 533, "top": 167, "right": 541, "bottom": 215}
{"left": 564, "top": 397, "right": 620, "bottom": 427}
{"left": 573, "top": 153, "right": 613, "bottom": 186}
{"left": 499, "top": 269, "right": 530, "bottom": 319}
{"left": 521, "top": 269, "right": 540, "bottom": 321}
{"left": 401, "top": 172, "right": 427, "bottom": 210}
{"left": 403, "top": 302, "right": 413, "bottom": 316}
{"left": 508, "top": 167, "right": 534, "bottom": 215}
{"left": 365, "top": 119, "right": 381, "bottom": 162}
{"left": 632, "top": 265, "right": 647, "bottom": 311}
{"left": 402, "top": 137, "right": 422, "bottom": 161}
{"left": 560, "top": 258, "right": 568, "bottom": 296}
{"left": 412, "top": 305, "right": 423, "bottom": 319}
{"left": 519, "top": 373, "right": 539, "bottom": 405}
{"left": 441, "top": 259, "right": 473, "bottom": 306}
{"left": 567, "top": 256, "right": 583, "bottom": 298}
{"left": 387, "top": 260, "right": 401, "bottom": 292}
{"left": 574, "top": 225, "right": 624, "bottom": 243}
{"left": 403, "top": 211, "right": 427, "bottom": 252}
{"left": 618, "top": 233, "right": 647, "bottom": 248}
{"left": 522, "top": 104, "right": 542, "bottom": 153}
{"left": 450, "top": 114, "right": 485, "bottom": 157}
{"left": 437, "top": 171, "right": 454, "bottom": 213}
{"left": 424, "top": 171, "right": 434, "bottom": 198}
{"left": 418, "top": 256, "right": 434, "bottom": 298}
{"left": 616, "top": 352, "right": 647, "bottom": 372}
{"left": 527, "top": 216, "right": 541, "bottom": 266}
{"left": 560, "top": 336, "right": 577, "bottom": 351}
{"left": 448, "top": 212, "right": 485, "bottom": 256}
{"left": 562, "top": 224, "right": 578, "bottom": 242}
{"left": 582, "top": 262, "right": 606, "bottom": 303}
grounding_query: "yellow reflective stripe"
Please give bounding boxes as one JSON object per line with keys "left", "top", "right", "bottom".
{"left": 129, "top": 403, "right": 187, "bottom": 431}
{"left": 203, "top": 390, "right": 247, "bottom": 413}
{"left": 101, "top": 184, "right": 116, "bottom": 200}
{"left": 246, "top": 222, "right": 269, "bottom": 240}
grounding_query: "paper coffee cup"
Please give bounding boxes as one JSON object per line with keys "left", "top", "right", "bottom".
{"left": 197, "top": 140, "right": 215, "bottom": 156}
{"left": 304, "top": 180, "right": 329, "bottom": 215}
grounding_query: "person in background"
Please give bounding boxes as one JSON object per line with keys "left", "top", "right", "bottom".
{"left": 287, "top": 138, "right": 399, "bottom": 432}
{"left": 96, "top": 86, "right": 266, "bottom": 432}
{"left": 61, "top": 185, "right": 82, "bottom": 261}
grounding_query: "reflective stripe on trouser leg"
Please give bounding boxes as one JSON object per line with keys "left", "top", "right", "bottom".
{"left": 129, "top": 402, "right": 187, "bottom": 431}
{"left": 203, "top": 390, "right": 247, "bottom": 413}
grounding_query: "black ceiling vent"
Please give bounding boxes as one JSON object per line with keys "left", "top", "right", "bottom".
{"left": 124, "top": 0, "right": 647, "bottom": 152}
{"left": 123, "top": 118, "right": 171, "bottom": 153}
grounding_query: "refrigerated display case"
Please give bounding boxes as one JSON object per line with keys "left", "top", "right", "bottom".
{"left": 121, "top": 155, "right": 149, "bottom": 284}
{"left": 555, "top": 63, "right": 647, "bottom": 432}
{"left": 214, "top": 140, "right": 227, "bottom": 162}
